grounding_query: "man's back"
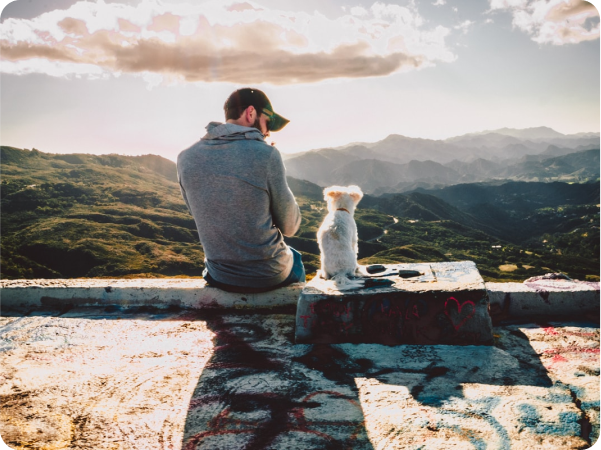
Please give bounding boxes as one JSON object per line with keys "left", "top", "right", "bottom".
{"left": 177, "top": 122, "right": 301, "bottom": 288}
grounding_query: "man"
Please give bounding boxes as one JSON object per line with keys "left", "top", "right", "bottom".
{"left": 177, "top": 88, "right": 304, "bottom": 292}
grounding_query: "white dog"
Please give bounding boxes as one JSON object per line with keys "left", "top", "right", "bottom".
{"left": 317, "top": 185, "right": 364, "bottom": 289}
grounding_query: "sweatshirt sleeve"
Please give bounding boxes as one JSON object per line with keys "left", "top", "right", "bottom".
{"left": 176, "top": 162, "right": 192, "bottom": 214}
{"left": 267, "top": 148, "right": 301, "bottom": 237}
{"left": 178, "top": 180, "right": 192, "bottom": 214}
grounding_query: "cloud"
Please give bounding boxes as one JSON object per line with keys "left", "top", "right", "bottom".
{"left": 454, "top": 20, "right": 474, "bottom": 34}
{"left": 0, "top": 0, "right": 455, "bottom": 85}
{"left": 489, "top": 0, "right": 600, "bottom": 44}
{"left": 350, "top": 6, "right": 370, "bottom": 16}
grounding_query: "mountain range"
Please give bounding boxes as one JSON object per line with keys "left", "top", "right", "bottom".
{"left": 1, "top": 138, "right": 598, "bottom": 282}
{"left": 283, "top": 127, "right": 599, "bottom": 194}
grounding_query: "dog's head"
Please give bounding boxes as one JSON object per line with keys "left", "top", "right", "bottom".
{"left": 323, "top": 185, "right": 363, "bottom": 213}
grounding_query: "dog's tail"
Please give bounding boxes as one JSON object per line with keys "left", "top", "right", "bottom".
{"left": 330, "top": 273, "right": 365, "bottom": 291}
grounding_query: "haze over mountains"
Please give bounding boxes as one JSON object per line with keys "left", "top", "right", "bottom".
{"left": 284, "top": 127, "right": 600, "bottom": 194}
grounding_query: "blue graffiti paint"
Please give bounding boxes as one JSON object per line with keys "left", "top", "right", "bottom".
{"left": 446, "top": 424, "right": 487, "bottom": 450}
{"left": 517, "top": 404, "right": 581, "bottom": 436}
{"left": 434, "top": 397, "right": 511, "bottom": 450}
{"left": 517, "top": 403, "right": 539, "bottom": 428}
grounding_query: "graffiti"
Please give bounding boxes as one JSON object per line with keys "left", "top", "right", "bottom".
{"left": 444, "top": 297, "right": 476, "bottom": 332}
{"left": 361, "top": 297, "right": 430, "bottom": 343}
{"left": 542, "top": 325, "right": 598, "bottom": 338}
{"left": 515, "top": 384, "right": 595, "bottom": 446}
{"left": 299, "top": 314, "right": 311, "bottom": 328}
{"left": 183, "top": 315, "right": 372, "bottom": 450}
{"left": 544, "top": 346, "right": 600, "bottom": 355}
{"left": 366, "top": 297, "right": 429, "bottom": 320}
{"left": 524, "top": 279, "right": 600, "bottom": 304}
{"left": 525, "top": 281, "right": 589, "bottom": 292}
{"left": 184, "top": 391, "right": 365, "bottom": 450}
{"left": 299, "top": 293, "right": 489, "bottom": 345}
{"left": 433, "top": 397, "right": 511, "bottom": 450}
{"left": 310, "top": 301, "right": 352, "bottom": 318}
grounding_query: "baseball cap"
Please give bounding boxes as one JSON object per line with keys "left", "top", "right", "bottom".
{"left": 224, "top": 88, "right": 290, "bottom": 132}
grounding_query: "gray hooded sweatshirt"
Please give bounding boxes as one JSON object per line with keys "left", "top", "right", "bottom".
{"left": 177, "top": 122, "right": 301, "bottom": 288}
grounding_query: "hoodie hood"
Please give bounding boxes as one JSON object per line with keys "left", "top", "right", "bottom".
{"left": 202, "top": 122, "right": 265, "bottom": 142}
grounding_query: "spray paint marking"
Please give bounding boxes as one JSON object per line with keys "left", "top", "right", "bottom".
{"left": 444, "top": 297, "right": 476, "bottom": 331}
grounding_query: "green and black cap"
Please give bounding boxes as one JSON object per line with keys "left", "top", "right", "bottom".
{"left": 224, "top": 88, "right": 290, "bottom": 132}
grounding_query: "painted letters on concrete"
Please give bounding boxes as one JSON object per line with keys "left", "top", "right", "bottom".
{"left": 296, "top": 262, "right": 494, "bottom": 345}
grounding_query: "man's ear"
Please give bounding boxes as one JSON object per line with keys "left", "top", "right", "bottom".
{"left": 244, "top": 105, "right": 256, "bottom": 124}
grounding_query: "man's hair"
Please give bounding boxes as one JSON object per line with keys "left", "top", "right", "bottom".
{"left": 224, "top": 88, "right": 270, "bottom": 121}
{"left": 224, "top": 104, "right": 246, "bottom": 121}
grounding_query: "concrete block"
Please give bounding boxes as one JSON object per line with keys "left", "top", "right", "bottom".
{"left": 0, "top": 278, "right": 304, "bottom": 310}
{"left": 295, "top": 261, "right": 493, "bottom": 345}
{"left": 487, "top": 279, "right": 600, "bottom": 319}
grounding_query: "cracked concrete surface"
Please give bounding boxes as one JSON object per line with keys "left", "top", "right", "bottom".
{"left": 0, "top": 305, "right": 599, "bottom": 449}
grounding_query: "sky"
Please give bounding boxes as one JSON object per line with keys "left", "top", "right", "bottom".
{"left": 0, "top": 0, "right": 599, "bottom": 161}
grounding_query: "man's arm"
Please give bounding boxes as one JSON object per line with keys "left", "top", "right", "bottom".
{"left": 267, "top": 149, "right": 301, "bottom": 237}
{"left": 176, "top": 161, "right": 192, "bottom": 214}
{"left": 179, "top": 180, "right": 192, "bottom": 213}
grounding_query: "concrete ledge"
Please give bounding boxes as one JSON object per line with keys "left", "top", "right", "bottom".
{"left": 0, "top": 278, "right": 305, "bottom": 310}
{"left": 487, "top": 279, "right": 600, "bottom": 319}
{"left": 1, "top": 275, "right": 599, "bottom": 318}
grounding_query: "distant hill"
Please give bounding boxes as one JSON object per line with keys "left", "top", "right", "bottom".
{"left": 411, "top": 181, "right": 600, "bottom": 245}
{"left": 452, "top": 126, "right": 565, "bottom": 141}
{"left": 414, "top": 180, "right": 599, "bottom": 211}
{"left": 284, "top": 127, "right": 599, "bottom": 194}
{"left": 499, "top": 149, "right": 599, "bottom": 181}
{"left": 442, "top": 148, "right": 599, "bottom": 186}
{"left": 284, "top": 147, "right": 369, "bottom": 186}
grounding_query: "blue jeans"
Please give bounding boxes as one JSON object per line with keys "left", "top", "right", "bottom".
{"left": 203, "top": 247, "right": 305, "bottom": 293}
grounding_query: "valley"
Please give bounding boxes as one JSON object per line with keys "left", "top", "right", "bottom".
{"left": 1, "top": 130, "right": 599, "bottom": 283}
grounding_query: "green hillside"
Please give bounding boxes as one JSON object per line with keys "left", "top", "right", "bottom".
{"left": 413, "top": 181, "right": 600, "bottom": 263}
{"left": 1, "top": 147, "right": 202, "bottom": 278}
{"left": 1, "top": 146, "right": 599, "bottom": 282}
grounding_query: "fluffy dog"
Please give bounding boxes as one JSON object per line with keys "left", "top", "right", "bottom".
{"left": 317, "top": 185, "right": 364, "bottom": 289}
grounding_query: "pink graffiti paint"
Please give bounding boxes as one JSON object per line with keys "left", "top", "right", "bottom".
{"left": 444, "top": 297, "right": 476, "bottom": 331}
{"left": 406, "top": 303, "right": 420, "bottom": 320}
{"left": 185, "top": 390, "right": 364, "bottom": 449}
{"left": 300, "top": 315, "right": 311, "bottom": 328}
{"left": 545, "top": 354, "right": 569, "bottom": 370}
{"left": 543, "top": 326, "right": 559, "bottom": 335}
{"left": 544, "top": 346, "right": 600, "bottom": 355}
{"left": 311, "top": 301, "right": 352, "bottom": 318}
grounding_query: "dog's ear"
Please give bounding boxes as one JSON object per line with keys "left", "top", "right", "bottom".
{"left": 324, "top": 186, "right": 343, "bottom": 201}
{"left": 347, "top": 185, "right": 363, "bottom": 203}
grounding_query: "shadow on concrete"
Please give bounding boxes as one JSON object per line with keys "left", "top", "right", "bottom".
{"left": 293, "top": 329, "right": 553, "bottom": 405}
{"left": 178, "top": 311, "right": 559, "bottom": 449}
{"left": 180, "top": 312, "right": 375, "bottom": 450}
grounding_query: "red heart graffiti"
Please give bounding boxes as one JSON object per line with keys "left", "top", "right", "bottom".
{"left": 444, "top": 297, "right": 475, "bottom": 331}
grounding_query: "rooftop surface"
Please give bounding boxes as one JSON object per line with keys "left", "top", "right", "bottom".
{"left": 1, "top": 303, "right": 599, "bottom": 449}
